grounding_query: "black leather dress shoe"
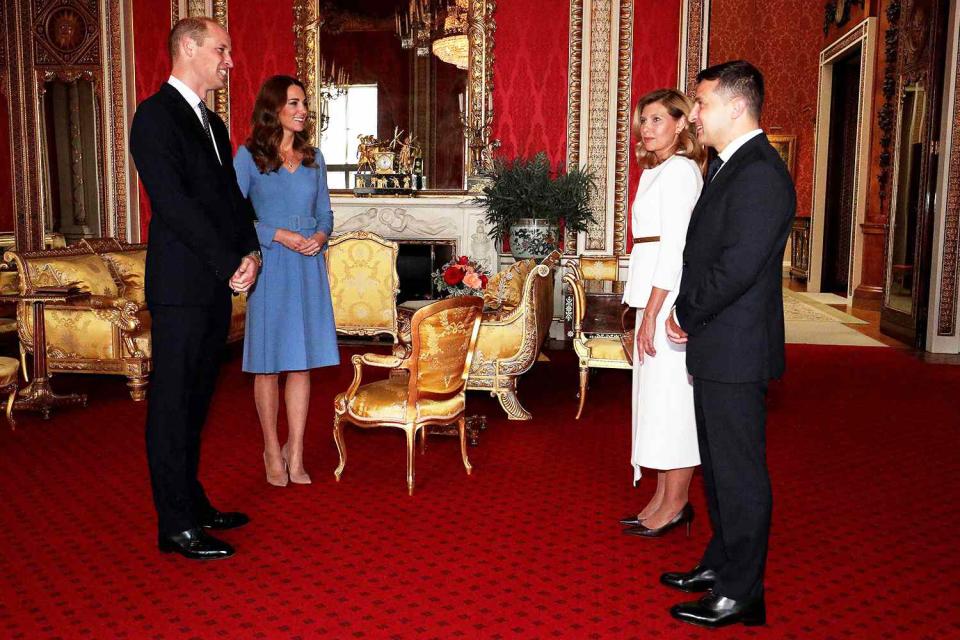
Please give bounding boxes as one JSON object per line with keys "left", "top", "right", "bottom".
{"left": 659, "top": 565, "right": 717, "bottom": 592}
{"left": 198, "top": 510, "right": 250, "bottom": 530}
{"left": 670, "top": 593, "right": 765, "bottom": 628}
{"left": 159, "top": 528, "right": 235, "bottom": 560}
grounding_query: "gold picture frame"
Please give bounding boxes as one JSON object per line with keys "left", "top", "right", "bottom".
{"left": 768, "top": 134, "right": 797, "bottom": 178}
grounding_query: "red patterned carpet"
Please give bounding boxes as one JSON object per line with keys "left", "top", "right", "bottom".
{"left": 0, "top": 344, "right": 957, "bottom": 639}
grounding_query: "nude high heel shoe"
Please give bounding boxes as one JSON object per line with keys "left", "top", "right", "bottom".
{"left": 281, "top": 443, "right": 312, "bottom": 485}
{"left": 264, "top": 451, "right": 289, "bottom": 487}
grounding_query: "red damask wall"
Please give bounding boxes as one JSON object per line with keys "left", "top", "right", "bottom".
{"left": 492, "top": 0, "right": 570, "bottom": 166}
{"left": 0, "top": 96, "right": 13, "bottom": 231}
{"left": 227, "top": 2, "right": 297, "bottom": 146}
{"left": 628, "top": 0, "right": 682, "bottom": 210}
{"left": 709, "top": 0, "right": 822, "bottom": 217}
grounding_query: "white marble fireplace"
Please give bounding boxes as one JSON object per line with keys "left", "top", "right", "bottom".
{"left": 330, "top": 195, "right": 498, "bottom": 271}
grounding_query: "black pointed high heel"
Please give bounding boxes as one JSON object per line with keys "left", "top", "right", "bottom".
{"left": 623, "top": 503, "right": 694, "bottom": 538}
{"left": 619, "top": 514, "right": 645, "bottom": 527}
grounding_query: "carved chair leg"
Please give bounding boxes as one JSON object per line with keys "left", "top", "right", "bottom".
{"left": 19, "top": 343, "right": 28, "bottom": 383}
{"left": 5, "top": 385, "right": 16, "bottom": 431}
{"left": 458, "top": 416, "right": 472, "bottom": 475}
{"left": 127, "top": 375, "right": 148, "bottom": 402}
{"left": 575, "top": 367, "right": 589, "bottom": 420}
{"left": 496, "top": 383, "right": 532, "bottom": 421}
{"left": 419, "top": 425, "right": 427, "bottom": 454}
{"left": 405, "top": 426, "right": 416, "bottom": 496}
{"left": 333, "top": 413, "right": 346, "bottom": 481}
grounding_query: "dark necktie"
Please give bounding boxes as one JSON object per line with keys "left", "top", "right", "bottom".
{"left": 706, "top": 155, "right": 724, "bottom": 185}
{"left": 197, "top": 101, "right": 220, "bottom": 163}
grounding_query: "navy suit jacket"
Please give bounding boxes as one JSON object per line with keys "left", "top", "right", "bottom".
{"left": 675, "top": 133, "right": 796, "bottom": 383}
{"left": 130, "top": 83, "right": 259, "bottom": 307}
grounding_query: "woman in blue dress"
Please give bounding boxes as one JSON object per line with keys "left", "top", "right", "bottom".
{"left": 235, "top": 75, "right": 339, "bottom": 487}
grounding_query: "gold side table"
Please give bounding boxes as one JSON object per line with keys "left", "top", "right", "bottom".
{"left": 0, "top": 289, "right": 89, "bottom": 419}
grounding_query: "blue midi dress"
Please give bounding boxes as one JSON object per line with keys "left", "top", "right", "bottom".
{"left": 234, "top": 145, "right": 340, "bottom": 373}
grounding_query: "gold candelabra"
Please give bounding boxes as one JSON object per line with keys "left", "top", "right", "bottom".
{"left": 458, "top": 91, "right": 499, "bottom": 177}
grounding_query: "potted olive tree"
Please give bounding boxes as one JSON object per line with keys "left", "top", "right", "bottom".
{"left": 474, "top": 153, "right": 597, "bottom": 259}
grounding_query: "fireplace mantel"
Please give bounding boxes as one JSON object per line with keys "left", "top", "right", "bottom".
{"left": 330, "top": 195, "right": 497, "bottom": 269}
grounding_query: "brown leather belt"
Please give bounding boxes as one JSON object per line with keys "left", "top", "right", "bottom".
{"left": 633, "top": 235, "right": 661, "bottom": 244}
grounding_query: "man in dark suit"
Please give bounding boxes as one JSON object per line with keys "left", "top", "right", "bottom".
{"left": 130, "top": 17, "right": 261, "bottom": 560}
{"left": 662, "top": 60, "right": 795, "bottom": 627}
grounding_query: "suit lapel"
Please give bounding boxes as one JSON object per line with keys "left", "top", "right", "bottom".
{"left": 687, "top": 134, "right": 769, "bottom": 238}
{"left": 159, "top": 83, "right": 225, "bottom": 168}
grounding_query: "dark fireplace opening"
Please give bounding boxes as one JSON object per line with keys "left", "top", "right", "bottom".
{"left": 396, "top": 241, "right": 455, "bottom": 304}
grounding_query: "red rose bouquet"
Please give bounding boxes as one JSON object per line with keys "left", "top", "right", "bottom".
{"left": 432, "top": 255, "right": 491, "bottom": 297}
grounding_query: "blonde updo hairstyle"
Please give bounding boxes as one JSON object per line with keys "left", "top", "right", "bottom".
{"left": 632, "top": 88, "right": 706, "bottom": 174}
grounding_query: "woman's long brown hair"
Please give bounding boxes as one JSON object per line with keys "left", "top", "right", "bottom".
{"left": 245, "top": 75, "right": 317, "bottom": 173}
{"left": 632, "top": 88, "right": 706, "bottom": 174}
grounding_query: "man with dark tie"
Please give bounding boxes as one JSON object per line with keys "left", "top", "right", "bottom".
{"left": 663, "top": 60, "right": 796, "bottom": 627}
{"left": 130, "top": 17, "right": 261, "bottom": 560}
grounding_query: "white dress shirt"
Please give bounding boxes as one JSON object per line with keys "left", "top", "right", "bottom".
{"left": 167, "top": 75, "right": 221, "bottom": 164}
{"left": 713, "top": 128, "right": 763, "bottom": 177}
{"left": 622, "top": 154, "right": 703, "bottom": 308}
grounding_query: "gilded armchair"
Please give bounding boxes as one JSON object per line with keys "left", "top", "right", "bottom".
{"left": 333, "top": 296, "right": 483, "bottom": 495}
{"left": 563, "top": 257, "right": 631, "bottom": 419}
{"left": 325, "top": 231, "right": 400, "bottom": 343}
{"left": 465, "top": 250, "right": 560, "bottom": 420}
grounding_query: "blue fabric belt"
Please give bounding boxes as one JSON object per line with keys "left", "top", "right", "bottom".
{"left": 287, "top": 215, "right": 318, "bottom": 232}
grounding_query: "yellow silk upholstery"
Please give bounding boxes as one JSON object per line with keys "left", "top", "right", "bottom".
{"left": 333, "top": 297, "right": 483, "bottom": 495}
{"left": 326, "top": 232, "right": 399, "bottom": 339}
{"left": 580, "top": 256, "right": 619, "bottom": 282}
{"left": 483, "top": 259, "right": 535, "bottom": 312}
{"left": 347, "top": 379, "right": 464, "bottom": 421}
{"left": 100, "top": 250, "right": 147, "bottom": 302}
{"left": 415, "top": 304, "right": 478, "bottom": 394}
{"left": 562, "top": 262, "right": 631, "bottom": 420}
{"left": 5, "top": 241, "right": 246, "bottom": 402}
{"left": 585, "top": 337, "right": 630, "bottom": 362}
{"left": 465, "top": 252, "right": 560, "bottom": 421}
{"left": 21, "top": 253, "right": 119, "bottom": 297}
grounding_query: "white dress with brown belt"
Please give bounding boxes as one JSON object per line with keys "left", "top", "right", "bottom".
{"left": 622, "top": 154, "right": 703, "bottom": 482}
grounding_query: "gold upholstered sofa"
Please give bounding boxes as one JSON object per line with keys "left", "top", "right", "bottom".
{"left": 5, "top": 239, "right": 246, "bottom": 400}
{"left": 465, "top": 250, "right": 560, "bottom": 420}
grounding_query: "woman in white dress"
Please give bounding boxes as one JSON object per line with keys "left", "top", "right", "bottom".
{"left": 620, "top": 89, "right": 705, "bottom": 537}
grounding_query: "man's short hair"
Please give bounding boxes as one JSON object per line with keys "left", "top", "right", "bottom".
{"left": 696, "top": 60, "right": 765, "bottom": 120}
{"left": 168, "top": 17, "right": 220, "bottom": 61}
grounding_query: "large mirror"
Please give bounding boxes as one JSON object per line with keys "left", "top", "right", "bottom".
{"left": 295, "top": 0, "right": 493, "bottom": 194}
{"left": 40, "top": 77, "right": 105, "bottom": 242}
{"left": 884, "top": 82, "right": 926, "bottom": 315}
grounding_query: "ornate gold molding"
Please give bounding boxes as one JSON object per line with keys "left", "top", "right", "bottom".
{"left": 613, "top": 0, "right": 632, "bottom": 257}
{"left": 466, "top": 0, "right": 495, "bottom": 176}
{"left": 678, "top": 0, "right": 710, "bottom": 94}
{"left": 211, "top": 0, "right": 229, "bottom": 131}
{"left": 292, "top": 0, "right": 320, "bottom": 147}
{"left": 565, "top": 0, "right": 631, "bottom": 254}
{"left": 939, "top": 18, "right": 960, "bottom": 336}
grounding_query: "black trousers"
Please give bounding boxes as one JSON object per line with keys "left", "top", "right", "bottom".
{"left": 693, "top": 377, "right": 772, "bottom": 601}
{"left": 146, "top": 293, "right": 231, "bottom": 537}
